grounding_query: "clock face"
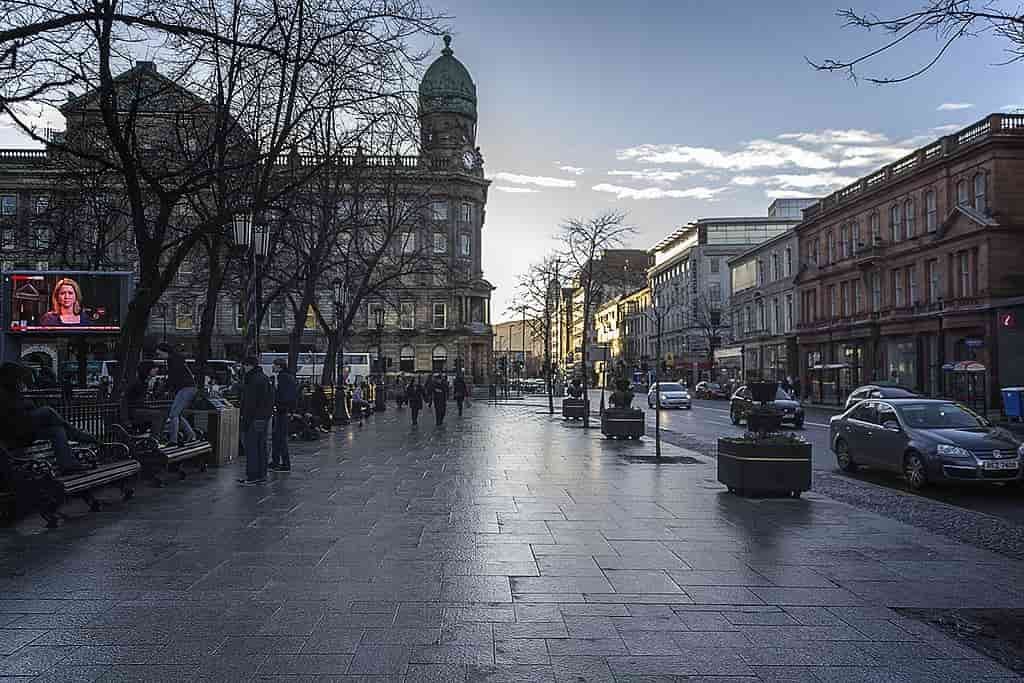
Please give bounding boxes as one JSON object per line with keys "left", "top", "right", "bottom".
{"left": 462, "top": 151, "right": 475, "bottom": 170}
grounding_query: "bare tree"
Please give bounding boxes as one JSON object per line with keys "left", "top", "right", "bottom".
{"left": 558, "top": 210, "right": 634, "bottom": 428}
{"left": 690, "top": 292, "right": 729, "bottom": 377}
{"left": 512, "top": 255, "right": 562, "bottom": 415}
{"left": 809, "top": 1, "right": 1024, "bottom": 83}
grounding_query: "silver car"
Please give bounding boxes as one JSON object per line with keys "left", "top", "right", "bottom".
{"left": 830, "top": 398, "right": 1023, "bottom": 490}
{"left": 647, "top": 382, "right": 692, "bottom": 409}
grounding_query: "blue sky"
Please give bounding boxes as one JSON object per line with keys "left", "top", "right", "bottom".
{"left": 3, "top": 0, "right": 1022, "bottom": 321}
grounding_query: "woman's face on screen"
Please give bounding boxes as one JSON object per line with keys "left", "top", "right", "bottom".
{"left": 57, "top": 285, "right": 77, "bottom": 310}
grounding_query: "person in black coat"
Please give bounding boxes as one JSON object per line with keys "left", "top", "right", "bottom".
{"left": 238, "top": 356, "right": 273, "bottom": 485}
{"left": 453, "top": 374, "right": 468, "bottom": 416}
{"left": 431, "top": 374, "right": 449, "bottom": 426}
{"left": 269, "top": 358, "right": 298, "bottom": 471}
{"left": 155, "top": 342, "right": 197, "bottom": 445}
{"left": 311, "top": 385, "right": 332, "bottom": 430}
{"left": 406, "top": 378, "right": 424, "bottom": 425}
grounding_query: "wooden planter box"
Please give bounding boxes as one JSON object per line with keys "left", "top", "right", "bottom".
{"left": 601, "top": 408, "right": 645, "bottom": 439}
{"left": 562, "top": 398, "right": 588, "bottom": 420}
{"left": 717, "top": 438, "right": 811, "bottom": 498}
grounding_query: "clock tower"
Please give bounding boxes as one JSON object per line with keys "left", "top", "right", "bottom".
{"left": 418, "top": 35, "right": 479, "bottom": 170}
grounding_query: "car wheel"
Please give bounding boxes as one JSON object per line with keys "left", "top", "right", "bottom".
{"left": 730, "top": 407, "right": 740, "bottom": 426}
{"left": 835, "top": 438, "right": 857, "bottom": 473}
{"left": 904, "top": 451, "right": 928, "bottom": 491}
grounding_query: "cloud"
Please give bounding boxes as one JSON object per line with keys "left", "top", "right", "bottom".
{"left": 607, "top": 169, "right": 701, "bottom": 183}
{"left": 1001, "top": 104, "right": 1024, "bottom": 112}
{"left": 489, "top": 172, "right": 576, "bottom": 188}
{"left": 765, "top": 190, "right": 818, "bottom": 199}
{"left": 591, "top": 183, "right": 726, "bottom": 201}
{"left": 493, "top": 186, "right": 539, "bottom": 194}
{"left": 778, "top": 129, "right": 887, "bottom": 145}
{"left": 937, "top": 102, "right": 974, "bottom": 111}
{"left": 732, "top": 172, "right": 858, "bottom": 191}
{"left": 556, "top": 165, "right": 585, "bottom": 175}
{"left": 931, "top": 124, "right": 963, "bottom": 135}
{"left": 616, "top": 140, "right": 834, "bottom": 171}
{"left": 836, "top": 145, "right": 914, "bottom": 168}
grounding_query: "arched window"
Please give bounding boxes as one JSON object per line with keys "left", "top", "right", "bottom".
{"left": 431, "top": 344, "right": 447, "bottom": 372}
{"left": 925, "top": 190, "right": 937, "bottom": 232}
{"left": 400, "top": 345, "right": 415, "bottom": 372}
{"left": 974, "top": 173, "right": 987, "bottom": 213}
{"left": 904, "top": 198, "right": 915, "bottom": 238}
{"left": 957, "top": 179, "right": 969, "bottom": 206}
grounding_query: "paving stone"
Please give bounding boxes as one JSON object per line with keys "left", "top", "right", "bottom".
{"left": 494, "top": 637, "right": 549, "bottom": 664}
{"left": 347, "top": 644, "right": 412, "bottom": 674}
{"left": 257, "top": 653, "right": 355, "bottom": 675}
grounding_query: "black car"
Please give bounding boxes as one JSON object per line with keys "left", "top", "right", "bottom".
{"left": 830, "top": 398, "right": 1022, "bottom": 490}
{"left": 729, "top": 385, "right": 805, "bottom": 429}
{"left": 844, "top": 384, "right": 919, "bottom": 410}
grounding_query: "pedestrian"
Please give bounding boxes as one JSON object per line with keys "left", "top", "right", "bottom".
{"left": 432, "top": 373, "right": 449, "bottom": 426}
{"left": 155, "top": 342, "right": 198, "bottom": 446}
{"left": 453, "top": 373, "right": 467, "bottom": 416}
{"left": 269, "top": 358, "right": 297, "bottom": 472}
{"left": 237, "top": 355, "right": 273, "bottom": 486}
{"left": 406, "top": 377, "right": 424, "bottom": 425}
{"left": 311, "top": 385, "right": 332, "bottom": 431}
{"left": 423, "top": 374, "right": 434, "bottom": 407}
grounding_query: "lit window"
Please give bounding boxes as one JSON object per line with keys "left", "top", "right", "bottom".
{"left": 433, "top": 233, "right": 447, "bottom": 253}
{"left": 175, "top": 302, "right": 193, "bottom": 330}
{"left": 974, "top": 173, "right": 987, "bottom": 213}
{"left": 305, "top": 306, "right": 317, "bottom": 330}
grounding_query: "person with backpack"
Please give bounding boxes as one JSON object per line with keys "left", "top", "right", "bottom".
{"left": 269, "top": 358, "right": 298, "bottom": 472}
{"left": 406, "top": 377, "right": 424, "bottom": 425}
{"left": 453, "top": 373, "right": 468, "bottom": 416}
{"left": 155, "top": 342, "right": 197, "bottom": 446}
{"left": 238, "top": 356, "right": 273, "bottom": 486}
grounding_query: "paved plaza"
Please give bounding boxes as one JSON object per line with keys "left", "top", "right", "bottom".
{"left": 1, "top": 403, "right": 1023, "bottom": 681}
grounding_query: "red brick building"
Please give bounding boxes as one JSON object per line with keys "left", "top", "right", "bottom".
{"left": 796, "top": 114, "right": 1024, "bottom": 407}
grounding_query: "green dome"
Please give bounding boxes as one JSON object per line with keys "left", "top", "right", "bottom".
{"left": 419, "top": 35, "right": 477, "bottom": 121}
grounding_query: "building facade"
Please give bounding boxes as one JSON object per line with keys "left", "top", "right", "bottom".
{"left": 492, "top": 318, "right": 542, "bottom": 377}
{"left": 0, "top": 38, "right": 495, "bottom": 381}
{"left": 795, "top": 113, "right": 1024, "bottom": 406}
{"left": 726, "top": 229, "right": 800, "bottom": 383}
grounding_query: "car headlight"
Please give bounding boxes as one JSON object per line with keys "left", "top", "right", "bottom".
{"left": 1018, "top": 444, "right": 1024, "bottom": 457}
{"left": 936, "top": 444, "right": 972, "bottom": 459}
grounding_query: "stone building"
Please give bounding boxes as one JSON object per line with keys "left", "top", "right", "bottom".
{"left": 0, "top": 37, "right": 495, "bottom": 381}
{"left": 795, "top": 113, "right": 1024, "bottom": 406}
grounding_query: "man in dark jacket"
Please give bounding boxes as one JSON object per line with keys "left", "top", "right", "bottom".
{"left": 155, "top": 342, "right": 197, "bottom": 445}
{"left": 269, "top": 358, "right": 297, "bottom": 472}
{"left": 453, "top": 374, "right": 468, "bottom": 416}
{"left": 406, "top": 378, "right": 424, "bottom": 425}
{"left": 238, "top": 356, "right": 273, "bottom": 485}
{"left": 432, "top": 374, "right": 449, "bottom": 426}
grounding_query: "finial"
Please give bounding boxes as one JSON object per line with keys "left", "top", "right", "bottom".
{"left": 442, "top": 34, "right": 453, "bottom": 56}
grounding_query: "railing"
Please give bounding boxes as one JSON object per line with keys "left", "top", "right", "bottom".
{"left": 270, "top": 152, "right": 449, "bottom": 171}
{"left": 0, "top": 149, "right": 48, "bottom": 162}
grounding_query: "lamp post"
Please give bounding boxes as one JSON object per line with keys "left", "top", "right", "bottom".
{"left": 332, "top": 279, "right": 350, "bottom": 423}
{"left": 374, "top": 307, "right": 386, "bottom": 412}
{"left": 232, "top": 213, "right": 270, "bottom": 358}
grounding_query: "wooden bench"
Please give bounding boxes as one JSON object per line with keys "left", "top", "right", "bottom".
{"left": 110, "top": 424, "right": 212, "bottom": 486}
{"left": 2, "top": 442, "right": 140, "bottom": 528}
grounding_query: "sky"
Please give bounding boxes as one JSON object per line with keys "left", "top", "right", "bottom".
{"left": 3, "top": 0, "right": 1023, "bottom": 322}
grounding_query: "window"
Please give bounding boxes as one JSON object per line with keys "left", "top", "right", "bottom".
{"left": 850, "top": 401, "right": 878, "bottom": 424}
{"left": 33, "top": 195, "right": 49, "bottom": 215}
{"left": 957, "top": 251, "right": 971, "bottom": 298}
{"left": 974, "top": 173, "right": 987, "bottom": 213}
{"left": 400, "top": 302, "right": 415, "bottom": 330}
{"left": 840, "top": 281, "right": 850, "bottom": 317}
{"left": 828, "top": 285, "right": 836, "bottom": 319}
{"left": 955, "top": 181, "right": 972, "bottom": 209}
{"left": 0, "top": 195, "right": 16, "bottom": 216}
{"left": 30, "top": 225, "right": 50, "bottom": 250}
{"left": 709, "top": 283, "right": 721, "bottom": 303}
{"left": 757, "top": 299, "right": 765, "bottom": 330}
{"left": 431, "top": 344, "right": 447, "bottom": 372}
{"left": 368, "top": 303, "right": 385, "bottom": 329}
{"left": 904, "top": 199, "right": 915, "bottom": 238}
{"left": 433, "top": 233, "right": 447, "bottom": 253}
{"left": 430, "top": 200, "right": 448, "bottom": 220}
{"left": 400, "top": 232, "right": 416, "bottom": 254}
{"left": 852, "top": 221, "right": 860, "bottom": 253}
{"left": 460, "top": 233, "right": 471, "bottom": 257}
{"left": 269, "top": 301, "right": 285, "bottom": 330}
{"left": 432, "top": 302, "right": 446, "bottom": 329}
{"left": 400, "top": 345, "right": 415, "bottom": 372}
{"left": 758, "top": 259, "right": 766, "bottom": 284}
{"left": 175, "top": 302, "right": 193, "bottom": 330}
{"left": 889, "top": 205, "right": 900, "bottom": 243}
{"left": 827, "top": 231, "right": 835, "bottom": 263}
{"left": 871, "top": 272, "right": 881, "bottom": 312}
{"left": 785, "top": 294, "right": 793, "bottom": 331}
{"left": 925, "top": 190, "right": 937, "bottom": 232}
{"left": 784, "top": 247, "right": 792, "bottom": 277}
{"left": 460, "top": 202, "right": 473, "bottom": 223}
{"left": 870, "top": 212, "right": 880, "bottom": 243}
{"left": 908, "top": 265, "right": 918, "bottom": 305}
{"left": 772, "top": 297, "right": 781, "bottom": 334}
{"left": 235, "top": 301, "right": 245, "bottom": 331}
{"left": 812, "top": 238, "right": 820, "bottom": 265}
{"left": 927, "top": 258, "right": 941, "bottom": 302}
{"left": 710, "top": 257, "right": 720, "bottom": 274}
{"left": 840, "top": 225, "right": 849, "bottom": 259}
{"left": 0, "top": 226, "right": 13, "bottom": 251}
{"left": 305, "top": 306, "right": 317, "bottom": 330}
{"left": 892, "top": 269, "right": 904, "bottom": 308}
{"left": 745, "top": 306, "right": 752, "bottom": 334}
{"left": 771, "top": 252, "right": 780, "bottom": 280}
{"left": 854, "top": 280, "right": 863, "bottom": 313}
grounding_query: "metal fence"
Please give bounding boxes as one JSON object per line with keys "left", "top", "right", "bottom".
{"left": 58, "top": 401, "right": 123, "bottom": 442}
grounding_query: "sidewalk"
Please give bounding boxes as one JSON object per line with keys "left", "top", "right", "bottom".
{"left": 0, "top": 403, "right": 1021, "bottom": 680}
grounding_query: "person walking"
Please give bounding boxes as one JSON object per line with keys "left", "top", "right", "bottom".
{"left": 155, "top": 342, "right": 197, "bottom": 446}
{"left": 269, "top": 358, "right": 297, "bottom": 472}
{"left": 423, "top": 374, "right": 434, "bottom": 408}
{"left": 238, "top": 356, "right": 273, "bottom": 486}
{"left": 406, "top": 378, "right": 424, "bottom": 425}
{"left": 432, "top": 373, "right": 449, "bottom": 426}
{"left": 453, "top": 373, "right": 467, "bottom": 417}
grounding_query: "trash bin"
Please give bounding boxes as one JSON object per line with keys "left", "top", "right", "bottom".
{"left": 189, "top": 399, "right": 239, "bottom": 465}
{"left": 1001, "top": 387, "right": 1024, "bottom": 421}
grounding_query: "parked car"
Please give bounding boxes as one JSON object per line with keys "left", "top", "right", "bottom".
{"left": 729, "top": 385, "right": 804, "bottom": 428}
{"left": 844, "top": 384, "right": 920, "bottom": 410}
{"left": 647, "top": 382, "right": 691, "bottom": 409}
{"left": 694, "top": 381, "right": 728, "bottom": 400}
{"left": 829, "top": 398, "right": 1023, "bottom": 490}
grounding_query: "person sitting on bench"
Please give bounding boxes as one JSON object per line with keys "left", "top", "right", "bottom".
{"left": 0, "top": 362, "right": 99, "bottom": 474}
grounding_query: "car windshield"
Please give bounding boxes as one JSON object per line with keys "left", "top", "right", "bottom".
{"left": 709, "top": 383, "right": 721, "bottom": 389}
{"left": 775, "top": 388, "right": 793, "bottom": 400}
{"left": 659, "top": 383, "right": 685, "bottom": 393}
{"left": 897, "top": 403, "right": 986, "bottom": 429}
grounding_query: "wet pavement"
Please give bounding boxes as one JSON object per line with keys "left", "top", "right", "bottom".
{"left": 1, "top": 402, "right": 1023, "bottom": 681}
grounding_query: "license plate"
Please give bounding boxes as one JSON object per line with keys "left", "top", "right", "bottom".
{"left": 983, "top": 459, "right": 1019, "bottom": 470}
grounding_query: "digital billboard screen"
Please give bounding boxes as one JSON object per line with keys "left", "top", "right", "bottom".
{"left": 7, "top": 272, "right": 128, "bottom": 333}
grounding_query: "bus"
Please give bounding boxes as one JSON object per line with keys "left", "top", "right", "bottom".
{"left": 259, "top": 352, "right": 371, "bottom": 386}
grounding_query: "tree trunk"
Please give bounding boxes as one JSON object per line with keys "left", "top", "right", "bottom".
{"left": 114, "top": 294, "right": 154, "bottom": 399}
{"left": 194, "top": 241, "right": 226, "bottom": 390}
{"left": 321, "top": 332, "right": 338, "bottom": 386}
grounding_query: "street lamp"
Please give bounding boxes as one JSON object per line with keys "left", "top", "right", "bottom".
{"left": 332, "top": 279, "right": 350, "bottom": 424}
{"left": 374, "top": 306, "right": 386, "bottom": 412}
{"left": 232, "top": 212, "right": 271, "bottom": 358}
